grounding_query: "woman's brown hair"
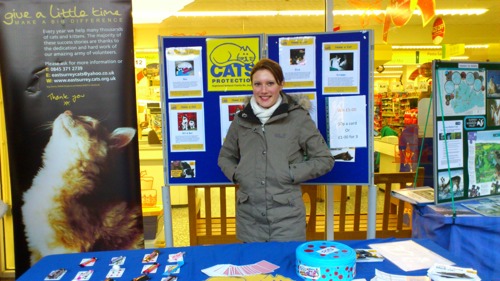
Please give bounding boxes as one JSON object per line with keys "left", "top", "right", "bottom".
{"left": 250, "top": 58, "right": 284, "bottom": 85}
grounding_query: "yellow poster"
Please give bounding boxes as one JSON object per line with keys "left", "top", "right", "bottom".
{"left": 206, "top": 37, "right": 260, "bottom": 92}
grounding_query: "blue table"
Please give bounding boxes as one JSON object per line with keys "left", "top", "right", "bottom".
{"left": 17, "top": 238, "right": 473, "bottom": 281}
{"left": 412, "top": 204, "right": 500, "bottom": 280}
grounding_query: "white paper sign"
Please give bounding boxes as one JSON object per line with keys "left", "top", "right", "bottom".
{"left": 327, "top": 96, "right": 367, "bottom": 148}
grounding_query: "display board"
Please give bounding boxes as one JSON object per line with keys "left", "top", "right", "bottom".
{"left": 160, "top": 31, "right": 373, "bottom": 186}
{"left": 267, "top": 31, "right": 373, "bottom": 185}
{"left": 432, "top": 60, "right": 500, "bottom": 204}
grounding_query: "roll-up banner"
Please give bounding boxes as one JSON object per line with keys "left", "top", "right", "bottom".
{"left": 0, "top": 0, "right": 143, "bottom": 277}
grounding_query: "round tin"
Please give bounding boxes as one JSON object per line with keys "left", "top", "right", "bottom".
{"left": 296, "top": 241, "right": 356, "bottom": 280}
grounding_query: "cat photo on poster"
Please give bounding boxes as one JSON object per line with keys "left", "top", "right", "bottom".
{"left": 21, "top": 110, "right": 144, "bottom": 265}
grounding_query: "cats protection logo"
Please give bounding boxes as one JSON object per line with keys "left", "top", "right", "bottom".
{"left": 207, "top": 38, "right": 259, "bottom": 91}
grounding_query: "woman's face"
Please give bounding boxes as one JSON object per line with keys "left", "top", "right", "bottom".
{"left": 251, "top": 69, "right": 283, "bottom": 109}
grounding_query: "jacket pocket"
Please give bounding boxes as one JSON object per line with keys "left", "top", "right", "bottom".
{"left": 236, "top": 189, "right": 249, "bottom": 204}
{"left": 272, "top": 192, "right": 301, "bottom": 207}
{"left": 235, "top": 190, "right": 255, "bottom": 226}
{"left": 270, "top": 193, "right": 305, "bottom": 224}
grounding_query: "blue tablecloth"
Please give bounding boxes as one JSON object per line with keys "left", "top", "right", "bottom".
{"left": 412, "top": 204, "right": 500, "bottom": 280}
{"left": 17, "top": 238, "right": 474, "bottom": 281}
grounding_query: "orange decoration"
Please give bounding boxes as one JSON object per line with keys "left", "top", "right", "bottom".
{"left": 432, "top": 17, "right": 445, "bottom": 44}
{"left": 347, "top": 0, "right": 384, "bottom": 27}
{"left": 382, "top": 0, "right": 436, "bottom": 43}
{"left": 417, "top": 0, "right": 436, "bottom": 26}
{"left": 388, "top": 0, "right": 416, "bottom": 27}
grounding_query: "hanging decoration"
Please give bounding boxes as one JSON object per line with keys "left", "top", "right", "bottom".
{"left": 382, "top": 0, "right": 436, "bottom": 43}
{"left": 347, "top": 0, "right": 385, "bottom": 27}
{"left": 432, "top": 17, "right": 445, "bottom": 45}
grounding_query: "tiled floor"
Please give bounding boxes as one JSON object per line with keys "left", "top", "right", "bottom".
{"left": 144, "top": 205, "right": 190, "bottom": 248}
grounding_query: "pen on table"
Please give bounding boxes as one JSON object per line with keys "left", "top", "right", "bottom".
{"left": 77, "top": 269, "right": 93, "bottom": 280}
{"left": 143, "top": 249, "right": 159, "bottom": 262}
{"left": 132, "top": 274, "right": 151, "bottom": 281}
{"left": 47, "top": 268, "right": 66, "bottom": 279}
{"left": 170, "top": 251, "right": 185, "bottom": 261}
{"left": 111, "top": 256, "right": 124, "bottom": 265}
{"left": 162, "top": 261, "right": 184, "bottom": 276}
{"left": 142, "top": 262, "right": 160, "bottom": 274}
{"left": 79, "top": 257, "right": 97, "bottom": 267}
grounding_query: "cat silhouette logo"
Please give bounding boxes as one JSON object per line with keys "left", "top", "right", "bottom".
{"left": 207, "top": 38, "right": 259, "bottom": 91}
{"left": 209, "top": 43, "right": 256, "bottom": 66}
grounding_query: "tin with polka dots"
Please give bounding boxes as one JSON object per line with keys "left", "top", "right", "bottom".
{"left": 296, "top": 241, "right": 356, "bottom": 280}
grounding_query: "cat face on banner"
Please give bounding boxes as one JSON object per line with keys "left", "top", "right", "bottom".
{"left": 22, "top": 110, "right": 142, "bottom": 265}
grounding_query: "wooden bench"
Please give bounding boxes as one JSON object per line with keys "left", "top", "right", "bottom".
{"left": 312, "top": 167, "right": 424, "bottom": 240}
{"left": 187, "top": 185, "right": 239, "bottom": 245}
{"left": 187, "top": 168, "right": 424, "bottom": 245}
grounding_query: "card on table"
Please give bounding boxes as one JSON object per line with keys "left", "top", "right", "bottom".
{"left": 107, "top": 267, "right": 125, "bottom": 278}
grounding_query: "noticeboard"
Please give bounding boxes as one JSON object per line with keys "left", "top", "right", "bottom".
{"left": 160, "top": 31, "right": 374, "bottom": 186}
{"left": 432, "top": 60, "right": 500, "bottom": 203}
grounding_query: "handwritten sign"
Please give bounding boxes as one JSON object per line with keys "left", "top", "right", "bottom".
{"left": 327, "top": 95, "right": 367, "bottom": 148}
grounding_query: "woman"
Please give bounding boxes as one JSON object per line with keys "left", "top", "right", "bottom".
{"left": 218, "top": 58, "right": 334, "bottom": 242}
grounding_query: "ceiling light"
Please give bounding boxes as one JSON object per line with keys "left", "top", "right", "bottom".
{"left": 382, "top": 65, "right": 403, "bottom": 69}
{"left": 465, "top": 44, "right": 489, "bottom": 49}
{"left": 332, "top": 10, "right": 386, "bottom": 16}
{"left": 431, "top": 9, "right": 488, "bottom": 16}
{"left": 374, "top": 75, "right": 402, "bottom": 78}
{"left": 392, "top": 45, "right": 442, "bottom": 50}
{"left": 450, "top": 56, "right": 470, "bottom": 60}
{"left": 392, "top": 44, "right": 489, "bottom": 50}
{"left": 169, "top": 9, "right": 488, "bottom": 18}
{"left": 132, "top": 5, "right": 489, "bottom": 24}
{"left": 374, "top": 71, "right": 403, "bottom": 74}
{"left": 279, "top": 10, "right": 324, "bottom": 16}
{"left": 175, "top": 11, "right": 278, "bottom": 17}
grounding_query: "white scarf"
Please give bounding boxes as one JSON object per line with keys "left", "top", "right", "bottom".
{"left": 250, "top": 95, "right": 283, "bottom": 124}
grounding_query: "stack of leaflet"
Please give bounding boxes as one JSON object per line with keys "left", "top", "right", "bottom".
{"left": 428, "top": 264, "right": 480, "bottom": 280}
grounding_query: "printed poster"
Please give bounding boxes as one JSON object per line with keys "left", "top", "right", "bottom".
{"left": 206, "top": 37, "right": 260, "bottom": 92}
{"left": 278, "top": 36, "right": 316, "bottom": 89}
{"left": 219, "top": 95, "right": 250, "bottom": 144}
{"left": 322, "top": 42, "right": 360, "bottom": 95}
{"left": 487, "top": 69, "right": 500, "bottom": 98}
{"left": 170, "top": 160, "right": 196, "bottom": 178}
{"left": 436, "top": 68, "right": 486, "bottom": 117}
{"left": 436, "top": 120, "right": 463, "bottom": 170}
{"left": 462, "top": 197, "right": 500, "bottom": 216}
{"left": 437, "top": 169, "right": 465, "bottom": 201}
{"left": 0, "top": 0, "right": 142, "bottom": 277}
{"left": 165, "top": 46, "right": 203, "bottom": 98}
{"left": 467, "top": 130, "right": 500, "bottom": 197}
{"left": 168, "top": 102, "right": 206, "bottom": 152}
{"left": 327, "top": 95, "right": 367, "bottom": 149}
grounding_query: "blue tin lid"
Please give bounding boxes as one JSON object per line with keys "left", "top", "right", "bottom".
{"left": 296, "top": 241, "right": 357, "bottom": 267}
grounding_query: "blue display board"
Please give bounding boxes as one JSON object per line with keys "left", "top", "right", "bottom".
{"left": 160, "top": 31, "right": 373, "bottom": 186}
{"left": 267, "top": 31, "right": 373, "bottom": 185}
